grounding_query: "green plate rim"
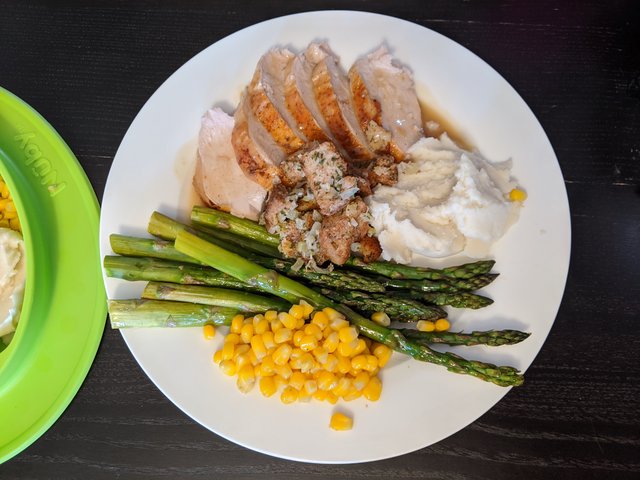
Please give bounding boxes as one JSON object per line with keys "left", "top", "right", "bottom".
{"left": 0, "top": 87, "right": 107, "bottom": 464}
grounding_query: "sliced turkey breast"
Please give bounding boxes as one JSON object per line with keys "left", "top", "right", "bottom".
{"left": 231, "top": 89, "right": 286, "bottom": 189}
{"left": 249, "top": 48, "right": 305, "bottom": 154}
{"left": 311, "top": 43, "right": 375, "bottom": 162}
{"left": 349, "top": 46, "right": 423, "bottom": 161}
{"left": 194, "top": 108, "right": 267, "bottom": 221}
{"left": 284, "top": 44, "right": 334, "bottom": 144}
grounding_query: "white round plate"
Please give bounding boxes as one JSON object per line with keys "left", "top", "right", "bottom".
{"left": 100, "top": 11, "right": 571, "bottom": 464}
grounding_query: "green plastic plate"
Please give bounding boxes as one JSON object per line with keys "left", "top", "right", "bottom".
{"left": 0, "top": 87, "right": 106, "bottom": 463}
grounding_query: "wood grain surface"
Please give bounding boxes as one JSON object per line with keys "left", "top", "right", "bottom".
{"left": 1, "top": 1, "right": 639, "bottom": 478}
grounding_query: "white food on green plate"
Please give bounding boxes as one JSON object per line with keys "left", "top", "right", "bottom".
{"left": 0, "top": 227, "right": 26, "bottom": 343}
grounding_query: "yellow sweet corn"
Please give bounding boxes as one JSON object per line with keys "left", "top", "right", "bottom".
{"left": 203, "top": 324, "right": 216, "bottom": 340}
{"left": 509, "top": 188, "right": 527, "bottom": 202}
{"left": 330, "top": 412, "right": 353, "bottom": 431}
{"left": 435, "top": 318, "right": 451, "bottom": 332}
{"left": 211, "top": 301, "right": 390, "bottom": 431}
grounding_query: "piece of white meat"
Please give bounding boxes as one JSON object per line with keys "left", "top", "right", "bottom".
{"left": 194, "top": 108, "right": 267, "bottom": 221}
{"left": 312, "top": 43, "right": 376, "bottom": 162}
{"left": 249, "top": 48, "right": 306, "bottom": 154}
{"left": 349, "top": 46, "right": 423, "bottom": 161}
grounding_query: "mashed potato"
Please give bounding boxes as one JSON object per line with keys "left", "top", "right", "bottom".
{"left": 0, "top": 228, "right": 26, "bottom": 343}
{"left": 366, "top": 135, "right": 522, "bottom": 262}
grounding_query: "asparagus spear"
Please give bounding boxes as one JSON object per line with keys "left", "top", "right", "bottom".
{"left": 111, "top": 234, "right": 199, "bottom": 265}
{"left": 380, "top": 274, "right": 499, "bottom": 293}
{"left": 190, "top": 206, "right": 497, "bottom": 281}
{"left": 400, "top": 329, "right": 531, "bottom": 347}
{"left": 320, "top": 288, "right": 447, "bottom": 322}
{"left": 191, "top": 206, "right": 280, "bottom": 247}
{"left": 108, "top": 299, "right": 240, "bottom": 329}
{"left": 104, "top": 255, "right": 249, "bottom": 290}
{"left": 392, "top": 290, "right": 494, "bottom": 309}
{"left": 142, "top": 282, "right": 291, "bottom": 312}
{"left": 345, "top": 257, "right": 495, "bottom": 280}
{"left": 174, "top": 229, "right": 524, "bottom": 387}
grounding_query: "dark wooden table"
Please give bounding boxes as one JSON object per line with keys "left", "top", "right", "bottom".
{"left": 2, "top": 1, "right": 639, "bottom": 478}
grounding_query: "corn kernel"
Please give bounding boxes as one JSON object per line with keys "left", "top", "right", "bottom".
{"left": 290, "top": 347, "right": 304, "bottom": 361}
{"left": 336, "top": 354, "right": 352, "bottom": 375}
{"left": 222, "top": 342, "right": 235, "bottom": 361}
{"left": 323, "top": 331, "right": 339, "bottom": 353}
{"left": 234, "top": 353, "right": 251, "bottom": 370}
{"left": 373, "top": 344, "right": 392, "bottom": 368}
{"left": 252, "top": 313, "right": 264, "bottom": 326}
{"left": 260, "top": 356, "right": 276, "bottom": 376}
{"left": 371, "top": 311, "right": 391, "bottom": 327}
{"left": 303, "top": 379, "right": 318, "bottom": 395}
{"left": 259, "top": 376, "right": 277, "bottom": 397}
{"left": 322, "top": 354, "right": 338, "bottom": 373}
{"left": 254, "top": 318, "right": 269, "bottom": 335}
{"left": 250, "top": 335, "right": 267, "bottom": 360}
{"left": 293, "top": 330, "right": 305, "bottom": 346}
{"left": 351, "top": 355, "right": 368, "bottom": 371}
{"left": 353, "top": 371, "right": 370, "bottom": 391}
{"left": 311, "top": 310, "right": 329, "bottom": 330}
{"left": 240, "top": 323, "right": 254, "bottom": 343}
{"left": 342, "top": 385, "right": 364, "bottom": 402}
{"left": 300, "top": 353, "right": 316, "bottom": 373}
{"left": 342, "top": 386, "right": 362, "bottom": 401}
{"left": 304, "top": 323, "right": 322, "bottom": 340}
{"left": 325, "top": 392, "right": 338, "bottom": 404}
{"left": 299, "top": 335, "right": 318, "bottom": 352}
{"left": 273, "top": 374, "right": 288, "bottom": 390}
{"left": 234, "top": 344, "right": 250, "bottom": 356}
{"left": 272, "top": 344, "right": 292, "bottom": 366}
{"left": 330, "top": 317, "right": 349, "bottom": 331}
{"left": 312, "top": 346, "right": 328, "bottom": 365}
{"left": 435, "top": 318, "right": 451, "bottom": 332}
{"left": 317, "top": 371, "right": 337, "bottom": 391}
{"left": 416, "top": 320, "right": 436, "bottom": 332}
{"left": 224, "top": 333, "right": 240, "bottom": 345}
{"left": 329, "top": 412, "right": 353, "bottom": 431}
{"left": 299, "top": 300, "right": 314, "bottom": 318}
{"left": 219, "top": 360, "right": 237, "bottom": 376}
{"left": 363, "top": 376, "right": 382, "bottom": 401}
{"left": 364, "top": 355, "right": 379, "bottom": 373}
{"left": 265, "top": 310, "right": 278, "bottom": 322}
{"left": 323, "top": 307, "right": 341, "bottom": 320}
{"left": 289, "top": 304, "right": 306, "bottom": 320}
{"left": 338, "top": 326, "right": 358, "bottom": 344}
{"left": 213, "top": 349, "right": 223, "bottom": 364}
{"left": 509, "top": 188, "right": 527, "bottom": 202}
{"left": 236, "top": 364, "right": 255, "bottom": 393}
{"left": 247, "top": 349, "right": 259, "bottom": 366}
{"left": 262, "top": 331, "right": 276, "bottom": 350}
{"left": 281, "top": 386, "right": 299, "bottom": 404}
{"left": 351, "top": 338, "right": 367, "bottom": 356}
{"left": 202, "top": 324, "right": 216, "bottom": 339}
{"left": 332, "top": 377, "right": 352, "bottom": 397}
{"left": 230, "top": 315, "right": 244, "bottom": 333}
{"left": 275, "top": 363, "right": 292, "bottom": 380}
{"left": 9, "top": 217, "right": 20, "bottom": 231}
{"left": 337, "top": 339, "right": 358, "bottom": 357}
{"left": 270, "top": 318, "right": 283, "bottom": 332}
{"left": 289, "top": 371, "right": 306, "bottom": 390}
{"left": 274, "top": 327, "right": 292, "bottom": 344}
{"left": 313, "top": 390, "right": 328, "bottom": 402}
{"left": 279, "top": 312, "right": 297, "bottom": 329}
